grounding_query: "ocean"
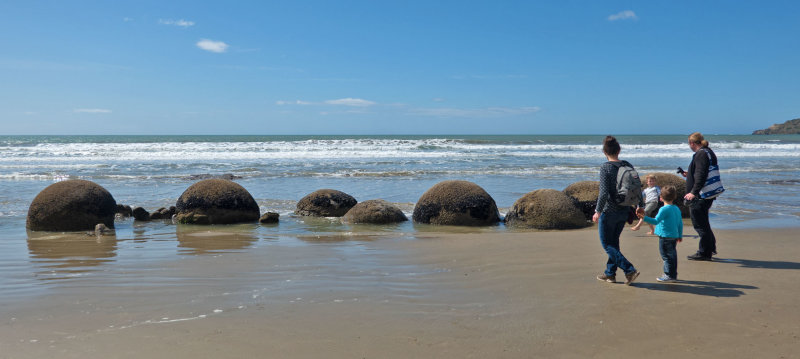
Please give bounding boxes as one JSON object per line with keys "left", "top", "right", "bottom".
{"left": 1, "top": 134, "right": 799, "bottom": 300}
{"left": 2, "top": 134, "right": 799, "bottom": 232}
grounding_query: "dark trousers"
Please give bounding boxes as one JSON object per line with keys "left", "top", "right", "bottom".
{"left": 659, "top": 237, "right": 678, "bottom": 279}
{"left": 689, "top": 198, "right": 716, "bottom": 256}
{"left": 598, "top": 209, "right": 636, "bottom": 276}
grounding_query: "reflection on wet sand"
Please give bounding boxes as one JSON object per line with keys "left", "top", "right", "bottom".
{"left": 27, "top": 231, "right": 118, "bottom": 281}
{"left": 176, "top": 224, "right": 258, "bottom": 255}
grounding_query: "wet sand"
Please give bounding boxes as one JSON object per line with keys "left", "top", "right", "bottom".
{"left": 2, "top": 226, "right": 799, "bottom": 358}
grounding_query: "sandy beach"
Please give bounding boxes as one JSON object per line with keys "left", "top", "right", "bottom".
{"left": 2, "top": 224, "right": 799, "bottom": 358}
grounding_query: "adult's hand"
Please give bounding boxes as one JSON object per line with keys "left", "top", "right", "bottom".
{"left": 592, "top": 212, "right": 600, "bottom": 223}
{"left": 684, "top": 192, "right": 696, "bottom": 201}
{"left": 636, "top": 207, "right": 645, "bottom": 218}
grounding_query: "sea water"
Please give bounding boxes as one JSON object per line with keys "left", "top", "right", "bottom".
{"left": 2, "top": 134, "right": 799, "bottom": 231}
{"left": 0, "top": 134, "right": 798, "bottom": 301}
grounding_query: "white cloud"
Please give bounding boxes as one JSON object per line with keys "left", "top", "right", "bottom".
{"left": 608, "top": 10, "right": 638, "bottom": 21}
{"left": 324, "top": 98, "right": 376, "bottom": 107}
{"left": 410, "top": 106, "right": 540, "bottom": 118}
{"left": 74, "top": 108, "right": 112, "bottom": 114}
{"left": 123, "top": 17, "right": 134, "bottom": 22}
{"left": 159, "top": 19, "right": 195, "bottom": 27}
{"left": 276, "top": 100, "right": 313, "bottom": 105}
{"left": 196, "top": 39, "right": 229, "bottom": 53}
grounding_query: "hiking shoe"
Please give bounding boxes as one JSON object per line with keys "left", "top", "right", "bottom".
{"left": 624, "top": 271, "right": 640, "bottom": 285}
{"left": 687, "top": 253, "right": 712, "bottom": 261}
{"left": 656, "top": 274, "right": 676, "bottom": 282}
{"left": 596, "top": 274, "right": 616, "bottom": 283}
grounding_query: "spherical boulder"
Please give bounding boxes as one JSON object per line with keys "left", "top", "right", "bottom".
{"left": 563, "top": 181, "right": 600, "bottom": 220}
{"left": 505, "top": 189, "right": 590, "bottom": 229}
{"left": 26, "top": 179, "right": 117, "bottom": 231}
{"left": 175, "top": 179, "right": 260, "bottom": 224}
{"left": 644, "top": 172, "right": 689, "bottom": 218}
{"left": 343, "top": 199, "right": 408, "bottom": 224}
{"left": 295, "top": 189, "right": 357, "bottom": 217}
{"left": 412, "top": 180, "right": 499, "bottom": 226}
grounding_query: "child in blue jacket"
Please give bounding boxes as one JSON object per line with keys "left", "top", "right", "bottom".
{"left": 638, "top": 185, "right": 683, "bottom": 282}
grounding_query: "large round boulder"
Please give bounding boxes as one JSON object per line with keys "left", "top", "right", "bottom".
{"left": 343, "top": 199, "right": 408, "bottom": 224}
{"left": 175, "top": 179, "right": 260, "bottom": 224}
{"left": 644, "top": 172, "right": 689, "bottom": 218}
{"left": 412, "top": 180, "right": 500, "bottom": 226}
{"left": 505, "top": 189, "right": 590, "bottom": 230}
{"left": 295, "top": 189, "right": 357, "bottom": 217}
{"left": 563, "top": 180, "right": 600, "bottom": 220}
{"left": 26, "top": 180, "right": 117, "bottom": 232}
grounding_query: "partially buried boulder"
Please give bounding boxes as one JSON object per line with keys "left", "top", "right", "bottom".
{"left": 412, "top": 180, "right": 499, "bottom": 226}
{"left": 175, "top": 179, "right": 260, "bottom": 224}
{"left": 132, "top": 207, "right": 150, "bottom": 221}
{"left": 563, "top": 181, "right": 600, "bottom": 220}
{"left": 505, "top": 189, "right": 589, "bottom": 230}
{"left": 343, "top": 199, "right": 408, "bottom": 224}
{"left": 295, "top": 189, "right": 357, "bottom": 217}
{"left": 644, "top": 172, "right": 689, "bottom": 218}
{"left": 26, "top": 179, "right": 117, "bottom": 231}
{"left": 259, "top": 212, "right": 280, "bottom": 224}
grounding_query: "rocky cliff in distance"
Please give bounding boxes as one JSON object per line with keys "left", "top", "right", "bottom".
{"left": 753, "top": 118, "right": 800, "bottom": 135}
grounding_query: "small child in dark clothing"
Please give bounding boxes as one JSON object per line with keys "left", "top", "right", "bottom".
{"left": 637, "top": 185, "right": 683, "bottom": 282}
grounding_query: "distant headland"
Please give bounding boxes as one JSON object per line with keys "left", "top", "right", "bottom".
{"left": 753, "top": 118, "right": 800, "bottom": 135}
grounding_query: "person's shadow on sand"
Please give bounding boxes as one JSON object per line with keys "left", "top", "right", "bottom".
{"left": 713, "top": 257, "right": 800, "bottom": 270}
{"left": 637, "top": 280, "right": 757, "bottom": 297}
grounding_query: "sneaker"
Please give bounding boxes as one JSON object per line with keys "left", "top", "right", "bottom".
{"left": 687, "top": 253, "right": 712, "bottom": 261}
{"left": 656, "top": 274, "right": 676, "bottom": 282}
{"left": 596, "top": 274, "right": 616, "bottom": 283}
{"left": 624, "top": 271, "right": 640, "bottom": 285}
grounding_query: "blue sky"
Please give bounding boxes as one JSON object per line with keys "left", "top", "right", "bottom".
{"left": 1, "top": 1, "right": 798, "bottom": 135}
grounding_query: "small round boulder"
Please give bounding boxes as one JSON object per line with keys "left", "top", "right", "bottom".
{"left": 295, "top": 189, "right": 357, "bottom": 217}
{"left": 505, "top": 189, "right": 589, "bottom": 230}
{"left": 343, "top": 199, "right": 408, "bottom": 224}
{"left": 175, "top": 179, "right": 260, "bottom": 224}
{"left": 26, "top": 179, "right": 117, "bottom": 231}
{"left": 563, "top": 181, "right": 600, "bottom": 220}
{"left": 412, "top": 180, "right": 499, "bottom": 226}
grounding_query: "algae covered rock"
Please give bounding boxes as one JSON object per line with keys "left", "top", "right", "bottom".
{"left": 175, "top": 179, "right": 260, "bottom": 224}
{"left": 505, "top": 189, "right": 589, "bottom": 230}
{"left": 563, "top": 180, "right": 600, "bottom": 220}
{"left": 412, "top": 180, "right": 499, "bottom": 226}
{"left": 295, "top": 189, "right": 357, "bottom": 217}
{"left": 26, "top": 179, "right": 117, "bottom": 232}
{"left": 343, "top": 199, "right": 408, "bottom": 224}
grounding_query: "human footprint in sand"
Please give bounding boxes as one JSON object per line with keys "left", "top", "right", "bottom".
{"left": 631, "top": 174, "right": 661, "bottom": 235}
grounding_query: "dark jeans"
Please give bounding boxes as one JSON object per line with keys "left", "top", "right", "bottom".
{"left": 689, "top": 198, "right": 716, "bottom": 256}
{"left": 659, "top": 237, "right": 678, "bottom": 279}
{"left": 599, "top": 209, "right": 636, "bottom": 276}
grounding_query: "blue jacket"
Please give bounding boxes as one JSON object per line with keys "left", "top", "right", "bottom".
{"left": 643, "top": 204, "right": 683, "bottom": 239}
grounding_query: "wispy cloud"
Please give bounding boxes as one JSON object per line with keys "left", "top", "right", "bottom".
{"left": 410, "top": 106, "right": 540, "bottom": 118}
{"left": 196, "top": 39, "right": 229, "bottom": 53}
{"left": 159, "top": 19, "right": 195, "bottom": 27}
{"left": 123, "top": 17, "right": 134, "bottom": 22}
{"left": 277, "top": 98, "right": 377, "bottom": 107}
{"left": 451, "top": 74, "right": 528, "bottom": 80}
{"left": 324, "top": 98, "right": 376, "bottom": 107}
{"left": 74, "top": 108, "right": 112, "bottom": 114}
{"left": 608, "top": 10, "right": 638, "bottom": 21}
{"left": 276, "top": 100, "right": 313, "bottom": 105}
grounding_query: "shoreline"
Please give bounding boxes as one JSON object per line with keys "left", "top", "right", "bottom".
{"left": 2, "top": 226, "right": 799, "bottom": 358}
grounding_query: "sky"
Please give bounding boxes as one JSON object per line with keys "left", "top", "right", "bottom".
{"left": 1, "top": 0, "right": 798, "bottom": 135}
